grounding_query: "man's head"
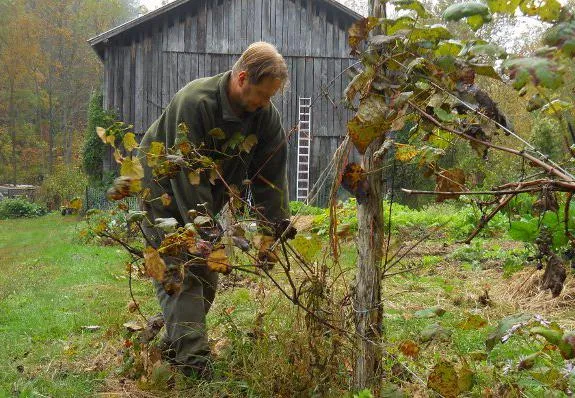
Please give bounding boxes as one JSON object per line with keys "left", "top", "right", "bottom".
{"left": 228, "top": 42, "right": 288, "bottom": 114}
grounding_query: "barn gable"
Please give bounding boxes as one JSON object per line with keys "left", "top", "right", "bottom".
{"left": 89, "top": 0, "right": 360, "bottom": 203}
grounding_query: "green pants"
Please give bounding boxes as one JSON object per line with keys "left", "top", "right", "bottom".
{"left": 142, "top": 196, "right": 218, "bottom": 370}
{"left": 154, "top": 264, "right": 218, "bottom": 368}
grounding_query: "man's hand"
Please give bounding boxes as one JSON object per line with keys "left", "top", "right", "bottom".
{"left": 273, "top": 219, "right": 297, "bottom": 241}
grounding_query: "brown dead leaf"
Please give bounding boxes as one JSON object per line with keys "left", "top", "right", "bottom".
{"left": 144, "top": 247, "right": 166, "bottom": 281}
{"left": 207, "top": 248, "right": 231, "bottom": 274}
{"left": 435, "top": 168, "right": 466, "bottom": 202}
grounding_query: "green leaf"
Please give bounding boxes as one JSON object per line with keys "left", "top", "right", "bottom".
{"left": 487, "top": 0, "right": 521, "bottom": 14}
{"left": 222, "top": 132, "right": 244, "bottom": 152}
{"left": 467, "top": 43, "right": 507, "bottom": 59}
{"left": 369, "top": 34, "right": 404, "bottom": 48}
{"left": 240, "top": 134, "right": 258, "bottom": 153}
{"left": 443, "top": 2, "right": 490, "bottom": 22}
{"left": 520, "top": 0, "right": 561, "bottom": 22}
{"left": 122, "top": 132, "right": 138, "bottom": 152}
{"left": 420, "top": 322, "right": 452, "bottom": 342}
{"left": 457, "top": 314, "right": 488, "bottom": 330}
{"left": 504, "top": 57, "right": 563, "bottom": 90}
{"left": 409, "top": 25, "right": 452, "bottom": 42}
{"left": 470, "top": 63, "right": 501, "bottom": 80}
{"left": 345, "top": 66, "right": 375, "bottom": 103}
{"left": 466, "top": 14, "right": 489, "bottom": 31}
{"left": 530, "top": 327, "right": 575, "bottom": 359}
{"left": 457, "top": 361, "right": 475, "bottom": 393}
{"left": 208, "top": 128, "right": 226, "bottom": 140}
{"left": 380, "top": 384, "right": 406, "bottom": 398}
{"left": 392, "top": 0, "right": 429, "bottom": 18}
{"left": 541, "top": 99, "right": 573, "bottom": 116}
{"left": 435, "top": 56, "right": 457, "bottom": 73}
{"left": 146, "top": 141, "right": 165, "bottom": 167}
{"left": 486, "top": 313, "right": 532, "bottom": 351}
{"left": 348, "top": 94, "right": 393, "bottom": 154}
{"left": 394, "top": 143, "right": 420, "bottom": 162}
{"left": 435, "top": 40, "right": 463, "bottom": 56}
{"left": 414, "top": 305, "right": 446, "bottom": 318}
{"left": 509, "top": 219, "right": 538, "bottom": 242}
{"left": 544, "top": 21, "right": 575, "bottom": 56}
{"left": 126, "top": 210, "right": 148, "bottom": 223}
{"left": 385, "top": 16, "right": 416, "bottom": 35}
{"left": 433, "top": 107, "right": 456, "bottom": 122}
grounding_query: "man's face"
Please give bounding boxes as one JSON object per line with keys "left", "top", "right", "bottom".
{"left": 236, "top": 73, "right": 282, "bottom": 113}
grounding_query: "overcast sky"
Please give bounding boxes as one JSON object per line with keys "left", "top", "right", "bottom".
{"left": 141, "top": 0, "right": 168, "bottom": 11}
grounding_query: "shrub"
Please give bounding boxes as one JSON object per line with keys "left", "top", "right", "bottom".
{"left": 0, "top": 198, "right": 47, "bottom": 219}
{"left": 82, "top": 91, "right": 116, "bottom": 183}
{"left": 37, "top": 165, "right": 88, "bottom": 210}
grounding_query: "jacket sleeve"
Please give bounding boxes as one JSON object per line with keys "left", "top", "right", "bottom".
{"left": 248, "top": 105, "right": 290, "bottom": 234}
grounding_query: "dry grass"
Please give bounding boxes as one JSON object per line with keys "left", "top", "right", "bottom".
{"left": 492, "top": 268, "right": 575, "bottom": 327}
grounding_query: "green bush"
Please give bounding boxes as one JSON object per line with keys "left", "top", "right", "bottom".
{"left": 289, "top": 201, "right": 325, "bottom": 216}
{"left": 0, "top": 198, "right": 47, "bottom": 219}
{"left": 82, "top": 91, "right": 115, "bottom": 183}
{"left": 37, "top": 165, "right": 88, "bottom": 210}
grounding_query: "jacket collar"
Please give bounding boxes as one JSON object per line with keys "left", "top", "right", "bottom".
{"left": 218, "top": 71, "right": 242, "bottom": 123}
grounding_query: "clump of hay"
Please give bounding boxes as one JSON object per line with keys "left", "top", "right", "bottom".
{"left": 493, "top": 268, "right": 575, "bottom": 313}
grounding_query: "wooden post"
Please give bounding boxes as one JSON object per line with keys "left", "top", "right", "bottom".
{"left": 353, "top": 0, "right": 387, "bottom": 390}
{"left": 353, "top": 136, "right": 385, "bottom": 389}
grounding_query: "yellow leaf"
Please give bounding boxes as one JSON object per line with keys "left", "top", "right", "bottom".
{"left": 146, "top": 141, "right": 165, "bottom": 167}
{"left": 144, "top": 247, "right": 166, "bottom": 281}
{"left": 97, "top": 126, "right": 115, "bottom": 146}
{"left": 240, "top": 134, "right": 258, "bottom": 153}
{"left": 208, "top": 128, "right": 226, "bottom": 139}
{"left": 121, "top": 157, "right": 144, "bottom": 179}
{"left": 130, "top": 178, "right": 142, "bottom": 194}
{"left": 160, "top": 193, "right": 172, "bottom": 207}
{"left": 69, "top": 197, "right": 83, "bottom": 211}
{"left": 123, "top": 132, "right": 138, "bottom": 152}
{"left": 394, "top": 143, "right": 419, "bottom": 162}
{"left": 188, "top": 170, "right": 201, "bottom": 185}
{"left": 209, "top": 167, "right": 219, "bottom": 185}
{"left": 207, "top": 248, "right": 231, "bottom": 274}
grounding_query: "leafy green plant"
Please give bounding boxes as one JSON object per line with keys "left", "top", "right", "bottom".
{"left": 0, "top": 198, "right": 46, "bottom": 219}
{"left": 37, "top": 164, "right": 88, "bottom": 210}
{"left": 82, "top": 91, "right": 116, "bottom": 183}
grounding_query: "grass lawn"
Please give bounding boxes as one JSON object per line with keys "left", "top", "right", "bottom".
{"left": 1, "top": 212, "right": 575, "bottom": 397}
{"left": 0, "top": 213, "right": 157, "bottom": 397}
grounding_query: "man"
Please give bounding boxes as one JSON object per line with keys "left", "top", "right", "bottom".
{"left": 139, "top": 42, "right": 290, "bottom": 377}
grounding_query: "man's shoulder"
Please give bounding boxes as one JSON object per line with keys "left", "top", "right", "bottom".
{"left": 172, "top": 73, "right": 224, "bottom": 110}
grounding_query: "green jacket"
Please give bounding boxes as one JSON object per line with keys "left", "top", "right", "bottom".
{"left": 140, "top": 71, "right": 289, "bottom": 230}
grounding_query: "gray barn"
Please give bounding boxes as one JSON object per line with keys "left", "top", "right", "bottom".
{"left": 89, "top": 0, "right": 360, "bottom": 204}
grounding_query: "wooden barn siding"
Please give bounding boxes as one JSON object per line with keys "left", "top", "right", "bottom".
{"left": 102, "top": 0, "right": 360, "bottom": 202}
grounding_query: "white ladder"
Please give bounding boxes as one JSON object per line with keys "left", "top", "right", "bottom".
{"left": 297, "top": 97, "right": 312, "bottom": 203}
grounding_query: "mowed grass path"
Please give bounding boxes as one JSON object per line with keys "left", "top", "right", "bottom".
{"left": 0, "top": 214, "right": 156, "bottom": 397}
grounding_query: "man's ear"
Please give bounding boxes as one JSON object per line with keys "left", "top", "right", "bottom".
{"left": 238, "top": 71, "right": 248, "bottom": 87}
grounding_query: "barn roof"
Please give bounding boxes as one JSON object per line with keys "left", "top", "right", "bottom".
{"left": 88, "top": 0, "right": 362, "bottom": 59}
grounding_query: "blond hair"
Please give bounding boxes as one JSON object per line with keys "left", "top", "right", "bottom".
{"left": 232, "top": 42, "right": 288, "bottom": 86}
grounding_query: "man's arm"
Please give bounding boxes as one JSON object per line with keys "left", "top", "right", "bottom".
{"left": 249, "top": 105, "right": 290, "bottom": 234}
